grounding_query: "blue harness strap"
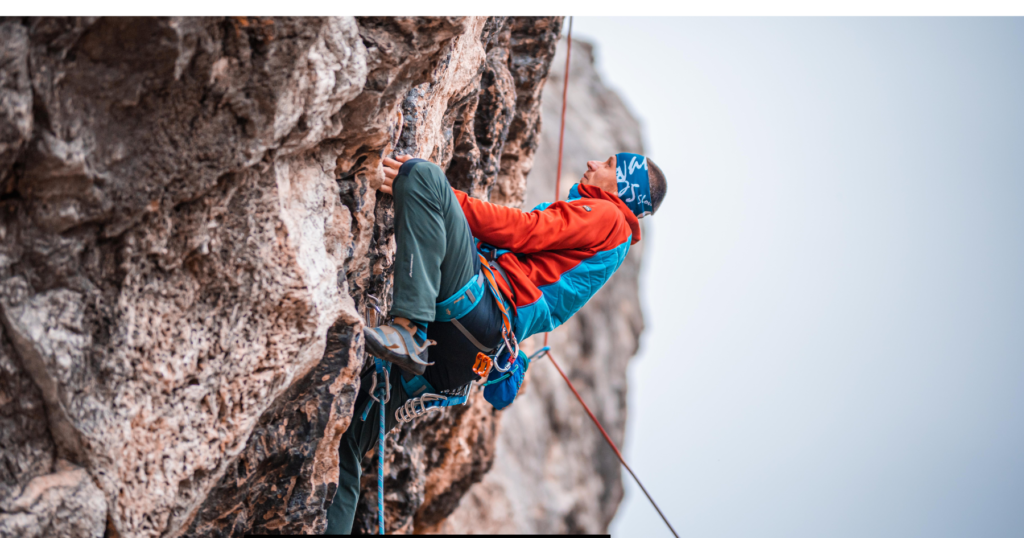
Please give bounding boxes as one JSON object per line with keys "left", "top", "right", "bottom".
{"left": 395, "top": 375, "right": 474, "bottom": 424}
{"left": 399, "top": 373, "right": 435, "bottom": 399}
{"left": 399, "top": 375, "right": 471, "bottom": 407}
{"left": 435, "top": 273, "right": 486, "bottom": 322}
{"left": 436, "top": 243, "right": 514, "bottom": 324}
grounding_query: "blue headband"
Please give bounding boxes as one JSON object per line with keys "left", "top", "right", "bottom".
{"left": 615, "top": 152, "right": 653, "bottom": 218}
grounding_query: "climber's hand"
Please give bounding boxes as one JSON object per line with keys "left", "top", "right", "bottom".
{"left": 380, "top": 155, "right": 416, "bottom": 195}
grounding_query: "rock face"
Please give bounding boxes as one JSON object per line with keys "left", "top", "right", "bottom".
{"left": 0, "top": 16, "right": 564, "bottom": 537}
{"left": 433, "top": 39, "right": 647, "bottom": 535}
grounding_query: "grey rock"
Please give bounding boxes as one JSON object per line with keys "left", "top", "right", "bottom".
{"left": 0, "top": 22, "right": 32, "bottom": 191}
{"left": 0, "top": 461, "right": 106, "bottom": 538}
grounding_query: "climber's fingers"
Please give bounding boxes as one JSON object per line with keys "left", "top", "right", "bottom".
{"left": 380, "top": 155, "right": 419, "bottom": 194}
{"left": 383, "top": 157, "right": 402, "bottom": 180}
{"left": 383, "top": 155, "right": 415, "bottom": 171}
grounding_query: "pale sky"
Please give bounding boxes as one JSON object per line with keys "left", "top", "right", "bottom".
{"left": 569, "top": 17, "right": 1024, "bottom": 538}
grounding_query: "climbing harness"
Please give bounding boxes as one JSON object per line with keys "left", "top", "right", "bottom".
{"left": 482, "top": 346, "right": 550, "bottom": 387}
{"left": 389, "top": 247, "right": 523, "bottom": 424}
{"left": 394, "top": 377, "right": 472, "bottom": 424}
{"left": 540, "top": 16, "right": 680, "bottom": 538}
{"left": 389, "top": 251, "right": 507, "bottom": 422}
{"left": 477, "top": 253, "right": 519, "bottom": 372}
{"left": 432, "top": 247, "right": 519, "bottom": 373}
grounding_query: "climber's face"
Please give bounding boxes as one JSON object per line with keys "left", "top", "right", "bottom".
{"left": 580, "top": 155, "right": 618, "bottom": 194}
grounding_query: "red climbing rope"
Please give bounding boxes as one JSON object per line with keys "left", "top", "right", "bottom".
{"left": 541, "top": 16, "right": 680, "bottom": 538}
{"left": 553, "top": 15, "right": 573, "bottom": 206}
{"left": 544, "top": 348, "right": 679, "bottom": 538}
{"left": 544, "top": 17, "right": 573, "bottom": 352}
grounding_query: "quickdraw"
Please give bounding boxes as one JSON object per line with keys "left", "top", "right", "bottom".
{"left": 394, "top": 393, "right": 447, "bottom": 424}
{"left": 394, "top": 379, "right": 472, "bottom": 424}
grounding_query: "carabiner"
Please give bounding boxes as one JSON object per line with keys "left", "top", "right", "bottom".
{"left": 368, "top": 364, "right": 390, "bottom": 405}
{"left": 491, "top": 327, "right": 519, "bottom": 374}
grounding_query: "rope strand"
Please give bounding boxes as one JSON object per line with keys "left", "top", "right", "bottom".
{"left": 545, "top": 16, "right": 574, "bottom": 352}
{"left": 377, "top": 385, "right": 385, "bottom": 535}
{"left": 553, "top": 15, "right": 573, "bottom": 205}
{"left": 543, "top": 15, "right": 679, "bottom": 538}
{"left": 545, "top": 349, "right": 679, "bottom": 538}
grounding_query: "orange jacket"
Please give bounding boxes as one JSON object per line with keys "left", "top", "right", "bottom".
{"left": 454, "top": 183, "right": 640, "bottom": 340}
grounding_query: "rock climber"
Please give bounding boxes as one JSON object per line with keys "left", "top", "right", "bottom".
{"left": 324, "top": 152, "right": 667, "bottom": 533}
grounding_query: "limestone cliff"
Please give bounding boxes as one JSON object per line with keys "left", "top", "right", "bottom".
{"left": 0, "top": 16, "right": 563, "bottom": 537}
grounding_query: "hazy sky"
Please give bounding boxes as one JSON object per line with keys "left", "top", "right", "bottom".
{"left": 568, "top": 17, "right": 1024, "bottom": 538}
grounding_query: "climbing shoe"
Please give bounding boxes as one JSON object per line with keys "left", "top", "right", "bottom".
{"left": 363, "top": 322, "right": 435, "bottom": 376}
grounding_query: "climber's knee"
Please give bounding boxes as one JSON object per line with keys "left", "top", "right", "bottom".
{"left": 396, "top": 159, "right": 448, "bottom": 201}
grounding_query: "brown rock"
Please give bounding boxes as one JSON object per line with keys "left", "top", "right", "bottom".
{"left": 0, "top": 15, "right": 572, "bottom": 537}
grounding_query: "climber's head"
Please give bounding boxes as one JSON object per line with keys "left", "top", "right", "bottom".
{"left": 580, "top": 153, "right": 666, "bottom": 218}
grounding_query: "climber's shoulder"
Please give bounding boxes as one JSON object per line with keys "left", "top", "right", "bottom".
{"left": 563, "top": 197, "right": 626, "bottom": 226}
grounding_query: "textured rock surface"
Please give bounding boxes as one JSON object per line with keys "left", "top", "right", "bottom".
{"left": 435, "top": 38, "right": 646, "bottom": 534}
{"left": 0, "top": 15, "right": 567, "bottom": 538}
{"left": 1, "top": 16, "right": 369, "bottom": 538}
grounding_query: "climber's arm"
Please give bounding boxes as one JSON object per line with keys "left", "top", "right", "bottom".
{"left": 452, "top": 190, "right": 624, "bottom": 254}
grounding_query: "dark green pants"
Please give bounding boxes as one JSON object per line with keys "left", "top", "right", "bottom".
{"left": 324, "top": 160, "right": 477, "bottom": 534}
{"left": 323, "top": 366, "right": 410, "bottom": 535}
{"left": 389, "top": 160, "right": 477, "bottom": 322}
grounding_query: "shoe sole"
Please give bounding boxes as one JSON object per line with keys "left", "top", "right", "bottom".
{"left": 364, "top": 328, "right": 428, "bottom": 376}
